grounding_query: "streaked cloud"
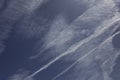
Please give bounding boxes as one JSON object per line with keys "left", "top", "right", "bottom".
{"left": 1, "top": 0, "right": 120, "bottom": 80}
{"left": 8, "top": 70, "right": 33, "bottom": 80}
{"left": 26, "top": 0, "right": 120, "bottom": 79}
{"left": 0, "top": 0, "right": 48, "bottom": 55}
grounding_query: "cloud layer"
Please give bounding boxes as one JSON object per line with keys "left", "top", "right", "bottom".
{"left": 0, "top": 0, "right": 120, "bottom": 80}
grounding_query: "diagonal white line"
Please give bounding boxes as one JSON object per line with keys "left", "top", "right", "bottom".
{"left": 51, "top": 31, "right": 120, "bottom": 80}
{"left": 25, "top": 15, "right": 120, "bottom": 79}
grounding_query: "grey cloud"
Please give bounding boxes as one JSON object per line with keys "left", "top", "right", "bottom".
{"left": 30, "top": 0, "right": 117, "bottom": 60}
{"left": 0, "top": 0, "right": 48, "bottom": 55}
{"left": 1, "top": 0, "right": 120, "bottom": 80}
{"left": 24, "top": 0, "right": 120, "bottom": 80}
{"left": 8, "top": 70, "right": 33, "bottom": 80}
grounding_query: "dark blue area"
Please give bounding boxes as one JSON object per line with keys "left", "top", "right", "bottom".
{"left": 0, "top": 0, "right": 8, "bottom": 13}
{"left": 0, "top": 75, "right": 4, "bottom": 80}
{"left": 111, "top": 26, "right": 120, "bottom": 80}
{"left": 111, "top": 56, "right": 120, "bottom": 80}
{"left": 112, "top": 32, "right": 120, "bottom": 50}
{"left": 0, "top": 29, "right": 39, "bottom": 79}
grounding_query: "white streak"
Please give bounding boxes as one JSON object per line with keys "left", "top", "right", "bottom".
{"left": 26, "top": 13, "right": 120, "bottom": 78}
{"left": 51, "top": 31, "right": 120, "bottom": 80}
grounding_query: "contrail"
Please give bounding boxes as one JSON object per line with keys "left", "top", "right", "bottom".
{"left": 29, "top": 3, "right": 97, "bottom": 60}
{"left": 25, "top": 15, "right": 120, "bottom": 79}
{"left": 30, "top": 0, "right": 116, "bottom": 59}
{"left": 51, "top": 31, "right": 120, "bottom": 80}
{"left": 73, "top": 0, "right": 116, "bottom": 23}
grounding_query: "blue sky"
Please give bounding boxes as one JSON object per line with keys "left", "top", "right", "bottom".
{"left": 0, "top": 0, "right": 120, "bottom": 80}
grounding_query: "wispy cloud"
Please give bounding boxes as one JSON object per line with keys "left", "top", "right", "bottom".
{"left": 8, "top": 70, "right": 33, "bottom": 80}
{"left": 51, "top": 31, "right": 120, "bottom": 80}
{"left": 27, "top": 0, "right": 119, "bottom": 78}
{"left": 2, "top": 0, "right": 120, "bottom": 80}
{"left": 0, "top": 0, "right": 48, "bottom": 55}
{"left": 30, "top": 0, "right": 117, "bottom": 60}
{"left": 30, "top": 16, "right": 74, "bottom": 59}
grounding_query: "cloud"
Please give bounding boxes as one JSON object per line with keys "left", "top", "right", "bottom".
{"left": 0, "top": 0, "right": 48, "bottom": 55}
{"left": 26, "top": 0, "right": 48, "bottom": 12}
{"left": 30, "top": 0, "right": 118, "bottom": 60}
{"left": 2, "top": 0, "right": 119, "bottom": 80}
{"left": 51, "top": 30, "right": 120, "bottom": 80}
{"left": 8, "top": 70, "right": 34, "bottom": 80}
{"left": 27, "top": 0, "right": 120, "bottom": 78}
{"left": 26, "top": 15, "right": 120, "bottom": 80}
